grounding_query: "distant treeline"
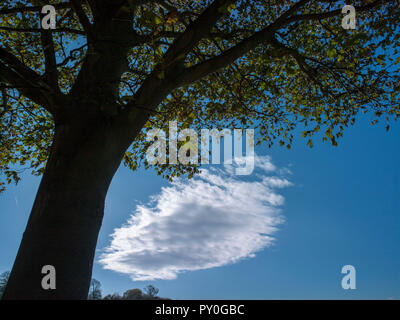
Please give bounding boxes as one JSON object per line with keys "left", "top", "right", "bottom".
{"left": 0, "top": 271, "right": 168, "bottom": 300}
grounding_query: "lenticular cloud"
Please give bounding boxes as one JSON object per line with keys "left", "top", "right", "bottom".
{"left": 99, "top": 156, "right": 291, "bottom": 281}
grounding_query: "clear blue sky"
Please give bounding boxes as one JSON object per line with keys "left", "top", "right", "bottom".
{"left": 1, "top": 115, "right": 399, "bottom": 299}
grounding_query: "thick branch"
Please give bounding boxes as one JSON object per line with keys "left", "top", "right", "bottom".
{"left": 161, "top": 0, "right": 236, "bottom": 67}
{"left": 122, "top": 0, "right": 237, "bottom": 127}
{"left": 70, "top": 0, "right": 95, "bottom": 42}
{"left": 0, "top": 47, "right": 59, "bottom": 114}
{"left": 174, "top": 0, "right": 386, "bottom": 86}
{"left": 170, "top": 0, "right": 311, "bottom": 86}
{"left": 41, "top": 30, "right": 59, "bottom": 90}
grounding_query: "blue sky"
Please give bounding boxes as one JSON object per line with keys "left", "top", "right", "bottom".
{"left": 0, "top": 115, "right": 399, "bottom": 299}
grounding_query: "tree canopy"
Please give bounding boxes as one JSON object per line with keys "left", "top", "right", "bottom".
{"left": 88, "top": 278, "right": 102, "bottom": 300}
{"left": 0, "top": 271, "right": 10, "bottom": 299}
{"left": 1, "top": 1, "right": 399, "bottom": 189}
{"left": 103, "top": 285, "right": 165, "bottom": 300}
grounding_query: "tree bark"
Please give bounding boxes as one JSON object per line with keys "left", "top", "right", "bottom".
{"left": 3, "top": 119, "right": 130, "bottom": 300}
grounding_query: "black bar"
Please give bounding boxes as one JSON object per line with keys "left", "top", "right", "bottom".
{"left": 1, "top": 300, "right": 399, "bottom": 318}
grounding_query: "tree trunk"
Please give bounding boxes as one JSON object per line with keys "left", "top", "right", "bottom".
{"left": 3, "top": 119, "right": 130, "bottom": 300}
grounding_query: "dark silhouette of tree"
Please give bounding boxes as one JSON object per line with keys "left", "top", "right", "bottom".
{"left": 88, "top": 278, "right": 102, "bottom": 300}
{"left": 143, "top": 284, "right": 159, "bottom": 298}
{"left": 1, "top": 0, "right": 399, "bottom": 299}
{"left": 103, "top": 293, "right": 122, "bottom": 300}
{"left": 103, "top": 285, "right": 165, "bottom": 300}
{"left": 0, "top": 271, "right": 10, "bottom": 299}
{"left": 123, "top": 288, "right": 144, "bottom": 300}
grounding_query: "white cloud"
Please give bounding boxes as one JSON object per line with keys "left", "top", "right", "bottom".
{"left": 99, "top": 156, "right": 291, "bottom": 281}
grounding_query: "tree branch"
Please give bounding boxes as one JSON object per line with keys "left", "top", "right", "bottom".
{"left": 285, "top": 0, "right": 385, "bottom": 24}
{"left": 0, "top": 26, "right": 86, "bottom": 35}
{"left": 70, "top": 0, "right": 95, "bottom": 42}
{"left": 0, "top": 3, "right": 71, "bottom": 15}
{"left": 0, "top": 47, "right": 59, "bottom": 114}
{"left": 173, "top": 0, "right": 386, "bottom": 87}
{"left": 161, "top": 0, "right": 236, "bottom": 67}
{"left": 122, "top": 0, "right": 237, "bottom": 126}
{"left": 269, "top": 37, "right": 337, "bottom": 99}
{"left": 40, "top": 29, "right": 59, "bottom": 90}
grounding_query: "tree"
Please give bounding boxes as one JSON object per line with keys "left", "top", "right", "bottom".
{"left": 1, "top": 0, "right": 399, "bottom": 299}
{"left": 143, "top": 284, "right": 159, "bottom": 298}
{"left": 87, "top": 278, "right": 102, "bottom": 300}
{"left": 102, "top": 285, "right": 163, "bottom": 300}
{"left": 123, "top": 288, "right": 144, "bottom": 300}
{"left": 103, "top": 293, "right": 122, "bottom": 300}
{"left": 0, "top": 271, "right": 10, "bottom": 299}
{"left": 121, "top": 286, "right": 162, "bottom": 300}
